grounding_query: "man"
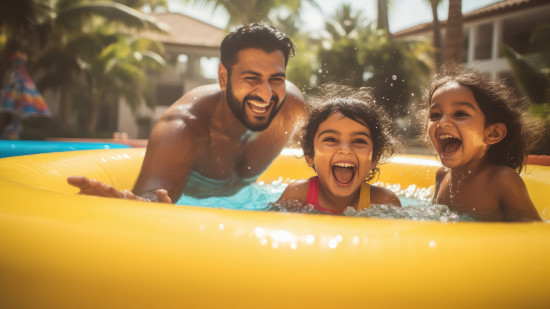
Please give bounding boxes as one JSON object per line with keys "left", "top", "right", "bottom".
{"left": 68, "top": 23, "right": 305, "bottom": 203}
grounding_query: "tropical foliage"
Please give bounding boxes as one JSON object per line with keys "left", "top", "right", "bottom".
{"left": 179, "top": 0, "right": 320, "bottom": 28}
{"left": 315, "top": 3, "right": 433, "bottom": 120}
{"left": 503, "top": 24, "right": 550, "bottom": 154}
{"left": 0, "top": 0, "right": 168, "bottom": 135}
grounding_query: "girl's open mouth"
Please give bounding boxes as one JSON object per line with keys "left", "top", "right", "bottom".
{"left": 438, "top": 134, "right": 462, "bottom": 156}
{"left": 332, "top": 162, "right": 356, "bottom": 185}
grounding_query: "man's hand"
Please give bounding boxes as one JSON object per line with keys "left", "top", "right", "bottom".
{"left": 67, "top": 176, "right": 172, "bottom": 203}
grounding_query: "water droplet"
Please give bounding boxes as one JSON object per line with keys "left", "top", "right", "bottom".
{"left": 392, "top": 75, "right": 397, "bottom": 80}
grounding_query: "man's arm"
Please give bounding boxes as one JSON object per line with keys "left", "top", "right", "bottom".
{"left": 132, "top": 108, "right": 205, "bottom": 203}
{"left": 68, "top": 87, "right": 212, "bottom": 203}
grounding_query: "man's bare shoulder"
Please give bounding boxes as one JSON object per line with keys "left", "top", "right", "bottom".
{"left": 166, "top": 84, "right": 222, "bottom": 112}
{"left": 283, "top": 81, "right": 306, "bottom": 113}
{"left": 160, "top": 84, "right": 222, "bottom": 129}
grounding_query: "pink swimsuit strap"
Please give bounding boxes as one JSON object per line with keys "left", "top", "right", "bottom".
{"left": 306, "top": 176, "right": 319, "bottom": 207}
{"left": 306, "top": 176, "right": 340, "bottom": 214}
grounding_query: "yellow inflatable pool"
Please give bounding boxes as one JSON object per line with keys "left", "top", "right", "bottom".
{"left": 1, "top": 148, "right": 549, "bottom": 308}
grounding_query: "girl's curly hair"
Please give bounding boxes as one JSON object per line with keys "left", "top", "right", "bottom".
{"left": 422, "top": 65, "right": 541, "bottom": 172}
{"left": 301, "top": 84, "right": 401, "bottom": 182}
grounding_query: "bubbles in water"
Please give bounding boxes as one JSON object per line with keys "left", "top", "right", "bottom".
{"left": 392, "top": 75, "right": 397, "bottom": 80}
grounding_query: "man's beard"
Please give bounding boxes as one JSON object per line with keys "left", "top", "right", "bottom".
{"left": 225, "top": 80, "right": 285, "bottom": 132}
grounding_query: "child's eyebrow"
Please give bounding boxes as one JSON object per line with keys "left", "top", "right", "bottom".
{"left": 454, "top": 101, "right": 477, "bottom": 109}
{"left": 430, "top": 101, "right": 477, "bottom": 109}
{"left": 353, "top": 132, "right": 372, "bottom": 139}
{"left": 318, "top": 130, "right": 371, "bottom": 139}
{"left": 318, "top": 129, "right": 339, "bottom": 136}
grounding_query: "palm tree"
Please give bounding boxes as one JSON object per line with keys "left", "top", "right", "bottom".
{"left": 443, "top": 0, "right": 463, "bottom": 65}
{"left": 425, "top": 0, "right": 443, "bottom": 69}
{"left": 36, "top": 28, "right": 166, "bottom": 134}
{"left": 181, "top": 0, "right": 320, "bottom": 28}
{"left": 11, "top": 0, "right": 167, "bottom": 133}
{"left": 79, "top": 31, "right": 166, "bottom": 133}
{"left": 377, "top": 0, "right": 390, "bottom": 34}
{"left": 324, "top": 3, "right": 365, "bottom": 40}
{"left": 358, "top": 27, "right": 433, "bottom": 118}
{"left": 316, "top": 3, "right": 366, "bottom": 87}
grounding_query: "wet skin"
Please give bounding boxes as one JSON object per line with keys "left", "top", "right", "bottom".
{"left": 68, "top": 48, "right": 305, "bottom": 202}
{"left": 428, "top": 82, "right": 541, "bottom": 221}
{"left": 278, "top": 113, "right": 400, "bottom": 213}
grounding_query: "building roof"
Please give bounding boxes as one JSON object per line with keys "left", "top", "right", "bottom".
{"left": 393, "top": 0, "right": 550, "bottom": 38}
{"left": 147, "top": 12, "right": 227, "bottom": 48}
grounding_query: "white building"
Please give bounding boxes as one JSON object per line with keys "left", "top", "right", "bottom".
{"left": 117, "top": 13, "right": 226, "bottom": 139}
{"left": 393, "top": 0, "right": 550, "bottom": 80}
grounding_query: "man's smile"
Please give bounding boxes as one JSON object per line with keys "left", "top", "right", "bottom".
{"left": 246, "top": 99, "right": 272, "bottom": 114}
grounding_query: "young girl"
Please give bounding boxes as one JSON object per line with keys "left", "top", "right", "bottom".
{"left": 277, "top": 85, "right": 401, "bottom": 214}
{"left": 424, "top": 66, "right": 542, "bottom": 222}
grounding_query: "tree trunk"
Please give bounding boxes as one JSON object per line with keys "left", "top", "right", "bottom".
{"left": 377, "top": 0, "right": 391, "bottom": 35}
{"left": 444, "top": 0, "right": 463, "bottom": 65}
{"left": 430, "top": 0, "right": 442, "bottom": 69}
{"left": 59, "top": 89, "right": 72, "bottom": 131}
{"left": 86, "top": 91, "right": 101, "bottom": 135}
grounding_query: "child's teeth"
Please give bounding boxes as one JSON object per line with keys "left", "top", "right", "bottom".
{"left": 334, "top": 163, "right": 355, "bottom": 167}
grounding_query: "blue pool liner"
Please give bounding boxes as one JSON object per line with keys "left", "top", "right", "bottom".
{"left": 0, "top": 140, "right": 130, "bottom": 158}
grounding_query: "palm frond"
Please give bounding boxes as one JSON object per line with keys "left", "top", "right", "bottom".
{"left": 55, "top": 2, "right": 169, "bottom": 33}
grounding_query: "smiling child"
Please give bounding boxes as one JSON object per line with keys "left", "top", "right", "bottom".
{"left": 277, "top": 85, "right": 401, "bottom": 214}
{"left": 425, "top": 66, "right": 541, "bottom": 221}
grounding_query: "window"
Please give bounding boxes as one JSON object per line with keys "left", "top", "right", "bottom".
{"left": 475, "top": 23, "right": 493, "bottom": 60}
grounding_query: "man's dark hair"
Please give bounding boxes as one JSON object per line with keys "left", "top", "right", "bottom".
{"left": 220, "top": 23, "right": 295, "bottom": 70}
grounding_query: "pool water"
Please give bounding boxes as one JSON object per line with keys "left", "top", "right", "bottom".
{"left": 176, "top": 180, "right": 470, "bottom": 222}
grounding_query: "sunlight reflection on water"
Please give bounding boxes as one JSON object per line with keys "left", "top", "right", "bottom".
{"left": 177, "top": 179, "right": 469, "bottom": 222}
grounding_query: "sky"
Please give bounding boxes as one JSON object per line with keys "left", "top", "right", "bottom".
{"left": 166, "top": 0, "right": 502, "bottom": 33}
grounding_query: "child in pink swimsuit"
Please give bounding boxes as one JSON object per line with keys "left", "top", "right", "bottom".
{"left": 277, "top": 85, "right": 401, "bottom": 214}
